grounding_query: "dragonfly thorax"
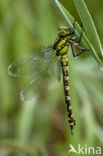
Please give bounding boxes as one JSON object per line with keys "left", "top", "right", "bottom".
{"left": 53, "top": 37, "right": 70, "bottom": 56}
{"left": 53, "top": 26, "right": 74, "bottom": 56}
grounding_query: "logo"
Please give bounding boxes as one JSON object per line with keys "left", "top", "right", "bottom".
{"left": 68, "top": 144, "right": 101, "bottom": 155}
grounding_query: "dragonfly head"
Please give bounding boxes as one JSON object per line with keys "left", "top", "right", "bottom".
{"left": 58, "top": 26, "right": 72, "bottom": 37}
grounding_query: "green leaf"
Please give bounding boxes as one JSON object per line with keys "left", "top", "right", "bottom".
{"left": 50, "top": 0, "right": 103, "bottom": 65}
{"left": 74, "top": 0, "right": 103, "bottom": 57}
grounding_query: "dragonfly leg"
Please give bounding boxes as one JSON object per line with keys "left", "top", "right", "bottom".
{"left": 72, "top": 19, "right": 76, "bottom": 34}
{"left": 69, "top": 21, "right": 83, "bottom": 44}
{"left": 69, "top": 22, "right": 83, "bottom": 44}
{"left": 74, "top": 23, "right": 83, "bottom": 43}
{"left": 71, "top": 43, "right": 88, "bottom": 57}
{"left": 68, "top": 19, "right": 76, "bottom": 35}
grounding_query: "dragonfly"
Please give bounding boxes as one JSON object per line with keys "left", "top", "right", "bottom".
{"left": 8, "top": 21, "right": 88, "bottom": 135}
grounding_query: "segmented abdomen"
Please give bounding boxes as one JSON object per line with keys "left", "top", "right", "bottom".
{"left": 61, "top": 54, "right": 75, "bottom": 135}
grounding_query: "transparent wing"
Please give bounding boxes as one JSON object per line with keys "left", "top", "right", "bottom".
{"left": 8, "top": 46, "right": 59, "bottom": 101}
{"left": 20, "top": 68, "right": 57, "bottom": 102}
{"left": 57, "top": 56, "right": 62, "bottom": 81}
{"left": 8, "top": 46, "right": 56, "bottom": 78}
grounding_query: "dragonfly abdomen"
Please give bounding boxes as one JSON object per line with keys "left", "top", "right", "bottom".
{"left": 61, "top": 54, "right": 75, "bottom": 135}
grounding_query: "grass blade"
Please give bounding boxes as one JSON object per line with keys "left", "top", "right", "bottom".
{"left": 74, "top": 0, "right": 103, "bottom": 58}
{"left": 50, "top": 0, "right": 103, "bottom": 65}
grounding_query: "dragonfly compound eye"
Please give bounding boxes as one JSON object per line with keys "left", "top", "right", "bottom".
{"left": 58, "top": 30, "right": 67, "bottom": 37}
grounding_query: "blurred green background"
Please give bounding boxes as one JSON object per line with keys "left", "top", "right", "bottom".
{"left": 0, "top": 0, "right": 103, "bottom": 155}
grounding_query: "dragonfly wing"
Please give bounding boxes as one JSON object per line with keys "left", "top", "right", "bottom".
{"left": 8, "top": 46, "right": 58, "bottom": 102}
{"left": 20, "top": 76, "right": 42, "bottom": 101}
{"left": 57, "top": 56, "right": 62, "bottom": 81}
{"left": 8, "top": 57, "right": 37, "bottom": 77}
{"left": 8, "top": 46, "right": 55, "bottom": 78}
{"left": 20, "top": 68, "right": 56, "bottom": 101}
